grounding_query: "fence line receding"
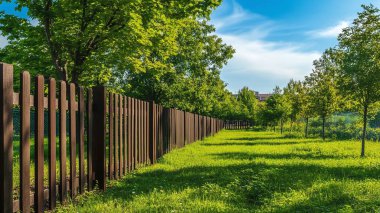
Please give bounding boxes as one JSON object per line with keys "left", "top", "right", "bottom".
{"left": 0, "top": 63, "right": 224, "bottom": 213}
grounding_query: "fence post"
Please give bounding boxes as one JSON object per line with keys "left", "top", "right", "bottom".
{"left": 149, "top": 101, "right": 155, "bottom": 164}
{"left": 92, "top": 86, "right": 107, "bottom": 190}
{"left": 0, "top": 63, "right": 13, "bottom": 213}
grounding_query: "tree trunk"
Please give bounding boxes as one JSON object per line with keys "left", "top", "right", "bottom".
{"left": 305, "top": 117, "right": 309, "bottom": 138}
{"left": 72, "top": 69, "right": 80, "bottom": 84}
{"left": 322, "top": 116, "right": 326, "bottom": 141}
{"left": 290, "top": 121, "right": 293, "bottom": 132}
{"left": 280, "top": 120, "right": 283, "bottom": 135}
{"left": 361, "top": 104, "right": 368, "bottom": 157}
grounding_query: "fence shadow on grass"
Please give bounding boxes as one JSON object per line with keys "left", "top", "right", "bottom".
{"left": 92, "top": 158, "right": 380, "bottom": 211}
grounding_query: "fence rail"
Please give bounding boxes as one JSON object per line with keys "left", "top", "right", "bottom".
{"left": 0, "top": 63, "right": 224, "bottom": 213}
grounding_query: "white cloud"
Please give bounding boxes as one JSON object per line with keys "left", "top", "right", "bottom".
{"left": 221, "top": 35, "right": 320, "bottom": 77}
{"left": 0, "top": 35, "right": 8, "bottom": 48}
{"left": 310, "top": 21, "right": 349, "bottom": 38}
{"left": 219, "top": 34, "right": 320, "bottom": 93}
{"left": 212, "top": 0, "right": 263, "bottom": 31}
{"left": 211, "top": 0, "right": 321, "bottom": 93}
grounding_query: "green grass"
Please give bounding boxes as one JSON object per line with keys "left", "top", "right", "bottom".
{"left": 55, "top": 130, "right": 380, "bottom": 212}
{"left": 11, "top": 137, "right": 88, "bottom": 199}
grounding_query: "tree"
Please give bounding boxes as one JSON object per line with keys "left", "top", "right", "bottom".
{"left": 299, "top": 81, "right": 314, "bottom": 138}
{"left": 0, "top": 0, "right": 222, "bottom": 84}
{"left": 0, "top": 0, "right": 239, "bottom": 120}
{"left": 337, "top": 4, "right": 380, "bottom": 157}
{"left": 283, "top": 79, "right": 303, "bottom": 131}
{"left": 263, "top": 87, "right": 290, "bottom": 134}
{"left": 236, "top": 86, "right": 258, "bottom": 123}
{"left": 123, "top": 19, "right": 234, "bottom": 109}
{"left": 305, "top": 51, "right": 339, "bottom": 140}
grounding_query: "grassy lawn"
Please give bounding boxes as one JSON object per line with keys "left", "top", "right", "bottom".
{"left": 55, "top": 130, "right": 380, "bottom": 212}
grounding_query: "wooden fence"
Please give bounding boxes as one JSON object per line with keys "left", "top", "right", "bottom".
{"left": 0, "top": 63, "right": 224, "bottom": 213}
{"left": 224, "top": 120, "right": 252, "bottom": 130}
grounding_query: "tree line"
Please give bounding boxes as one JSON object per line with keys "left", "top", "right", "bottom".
{"left": 0, "top": 0, "right": 253, "bottom": 119}
{"left": 244, "top": 5, "right": 380, "bottom": 157}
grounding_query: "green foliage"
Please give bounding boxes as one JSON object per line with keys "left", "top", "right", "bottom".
{"left": 283, "top": 79, "right": 303, "bottom": 123}
{"left": 236, "top": 86, "right": 258, "bottom": 123}
{"left": 0, "top": 0, "right": 222, "bottom": 83}
{"left": 0, "top": 0, "right": 242, "bottom": 120}
{"left": 305, "top": 51, "right": 339, "bottom": 121}
{"left": 260, "top": 87, "right": 290, "bottom": 130}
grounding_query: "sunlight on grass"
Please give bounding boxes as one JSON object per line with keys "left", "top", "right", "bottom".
{"left": 55, "top": 130, "right": 380, "bottom": 212}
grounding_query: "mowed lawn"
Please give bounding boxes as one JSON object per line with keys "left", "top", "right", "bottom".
{"left": 56, "top": 130, "right": 380, "bottom": 212}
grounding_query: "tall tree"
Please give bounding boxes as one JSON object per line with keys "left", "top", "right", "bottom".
{"left": 337, "top": 4, "right": 380, "bottom": 157}
{"left": 263, "top": 87, "right": 290, "bottom": 134}
{"left": 299, "top": 81, "right": 314, "bottom": 138}
{"left": 236, "top": 86, "right": 258, "bottom": 123}
{"left": 283, "top": 79, "right": 303, "bottom": 131}
{"left": 305, "top": 51, "right": 339, "bottom": 140}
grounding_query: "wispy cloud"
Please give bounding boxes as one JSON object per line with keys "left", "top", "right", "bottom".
{"left": 309, "top": 21, "right": 349, "bottom": 38}
{"left": 219, "top": 34, "right": 320, "bottom": 93}
{"left": 212, "top": 0, "right": 262, "bottom": 30}
{"left": 211, "top": 0, "right": 321, "bottom": 93}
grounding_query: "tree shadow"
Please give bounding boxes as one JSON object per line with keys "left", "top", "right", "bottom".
{"left": 226, "top": 137, "right": 284, "bottom": 141}
{"left": 93, "top": 160, "right": 380, "bottom": 211}
{"left": 202, "top": 140, "right": 328, "bottom": 147}
{"left": 210, "top": 151, "right": 354, "bottom": 160}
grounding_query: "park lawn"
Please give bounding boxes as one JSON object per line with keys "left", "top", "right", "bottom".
{"left": 55, "top": 130, "right": 380, "bottom": 212}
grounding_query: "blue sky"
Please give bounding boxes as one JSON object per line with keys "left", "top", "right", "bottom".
{"left": 211, "top": 0, "right": 380, "bottom": 93}
{"left": 1, "top": 1, "right": 380, "bottom": 93}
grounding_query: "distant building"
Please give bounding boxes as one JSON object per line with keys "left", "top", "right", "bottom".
{"left": 255, "top": 92, "right": 272, "bottom": 102}
{"left": 232, "top": 91, "right": 272, "bottom": 102}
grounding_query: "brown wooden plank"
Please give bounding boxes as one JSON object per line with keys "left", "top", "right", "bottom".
{"left": 48, "top": 78, "right": 57, "bottom": 210}
{"left": 145, "top": 102, "right": 148, "bottom": 164}
{"left": 140, "top": 100, "right": 143, "bottom": 164}
{"left": 87, "top": 88, "right": 93, "bottom": 191}
{"left": 109, "top": 93, "right": 114, "bottom": 179}
{"left": 92, "top": 86, "right": 107, "bottom": 190}
{"left": 149, "top": 101, "right": 154, "bottom": 164}
{"left": 136, "top": 99, "right": 139, "bottom": 165}
{"left": 123, "top": 96, "right": 127, "bottom": 174}
{"left": 78, "top": 86, "right": 85, "bottom": 194}
{"left": 133, "top": 99, "right": 139, "bottom": 169}
{"left": 34, "top": 75, "right": 44, "bottom": 213}
{"left": 69, "top": 83, "right": 76, "bottom": 198}
{"left": 139, "top": 100, "right": 142, "bottom": 164}
{"left": 20, "top": 71, "right": 30, "bottom": 213}
{"left": 145, "top": 102, "right": 147, "bottom": 163}
{"left": 142, "top": 101, "right": 145, "bottom": 163}
{"left": 146, "top": 102, "right": 149, "bottom": 164}
{"left": 114, "top": 94, "right": 119, "bottom": 179}
{"left": 142, "top": 101, "right": 145, "bottom": 164}
{"left": 127, "top": 97, "right": 132, "bottom": 172}
{"left": 119, "top": 95, "right": 123, "bottom": 176}
{"left": 0, "top": 63, "right": 13, "bottom": 213}
{"left": 59, "top": 81, "right": 67, "bottom": 203}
